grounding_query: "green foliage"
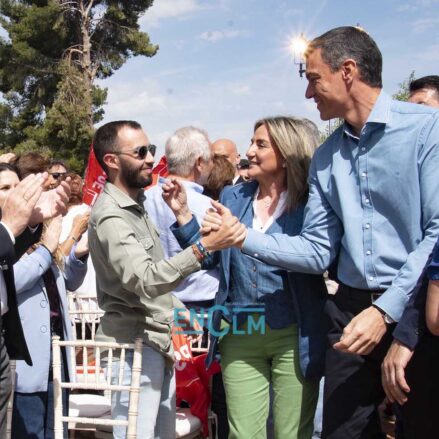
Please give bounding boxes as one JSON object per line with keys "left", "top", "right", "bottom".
{"left": 0, "top": 0, "right": 158, "bottom": 173}
{"left": 393, "top": 71, "right": 416, "bottom": 102}
{"left": 319, "top": 118, "right": 344, "bottom": 143}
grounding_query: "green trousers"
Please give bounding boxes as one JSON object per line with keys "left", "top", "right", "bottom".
{"left": 219, "top": 323, "right": 318, "bottom": 439}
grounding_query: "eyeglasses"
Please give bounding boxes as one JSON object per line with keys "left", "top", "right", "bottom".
{"left": 114, "top": 144, "right": 157, "bottom": 160}
{"left": 49, "top": 172, "right": 67, "bottom": 180}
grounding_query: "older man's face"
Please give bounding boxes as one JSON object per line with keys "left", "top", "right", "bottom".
{"left": 212, "top": 140, "right": 240, "bottom": 169}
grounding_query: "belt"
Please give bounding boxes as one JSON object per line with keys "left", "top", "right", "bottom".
{"left": 338, "top": 282, "right": 385, "bottom": 304}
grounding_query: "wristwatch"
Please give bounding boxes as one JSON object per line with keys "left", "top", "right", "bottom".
{"left": 372, "top": 305, "right": 395, "bottom": 324}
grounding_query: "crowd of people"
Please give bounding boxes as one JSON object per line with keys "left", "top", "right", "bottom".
{"left": 0, "top": 25, "right": 439, "bottom": 439}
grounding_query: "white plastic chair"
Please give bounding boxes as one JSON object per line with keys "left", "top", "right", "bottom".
{"left": 67, "top": 292, "right": 104, "bottom": 341}
{"left": 52, "top": 336, "right": 143, "bottom": 439}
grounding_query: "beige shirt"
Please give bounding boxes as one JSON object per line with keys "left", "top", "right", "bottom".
{"left": 88, "top": 182, "right": 200, "bottom": 360}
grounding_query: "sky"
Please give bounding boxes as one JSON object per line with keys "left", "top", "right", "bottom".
{"left": 97, "top": 0, "right": 439, "bottom": 157}
{"left": 6, "top": 0, "right": 439, "bottom": 158}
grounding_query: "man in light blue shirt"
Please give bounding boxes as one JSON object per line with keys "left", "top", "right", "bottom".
{"left": 204, "top": 26, "right": 439, "bottom": 438}
{"left": 145, "top": 126, "right": 220, "bottom": 308}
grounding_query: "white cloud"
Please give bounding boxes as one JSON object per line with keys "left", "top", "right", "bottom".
{"left": 231, "top": 84, "right": 251, "bottom": 96}
{"left": 99, "top": 79, "right": 168, "bottom": 121}
{"left": 397, "top": 0, "right": 439, "bottom": 11}
{"left": 200, "top": 29, "right": 248, "bottom": 43}
{"left": 140, "top": 0, "right": 202, "bottom": 28}
{"left": 397, "top": 4, "right": 417, "bottom": 12}
{"left": 411, "top": 17, "right": 439, "bottom": 33}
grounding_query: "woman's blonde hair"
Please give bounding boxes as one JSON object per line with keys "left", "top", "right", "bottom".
{"left": 254, "top": 116, "right": 319, "bottom": 211}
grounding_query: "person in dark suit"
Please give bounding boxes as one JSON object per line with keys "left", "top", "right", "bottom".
{"left": 0, "top": 171, "right": 70, "bottom": 438}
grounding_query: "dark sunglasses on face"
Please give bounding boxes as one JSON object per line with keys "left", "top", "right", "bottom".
{"left": 115, "top": 144, "right": 157, "bottom": 159}
{"left": 49, "top": 172, "right": 67, "bottom": 180}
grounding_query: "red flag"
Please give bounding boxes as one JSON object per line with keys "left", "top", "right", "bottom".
{"left": 82, "top": 144, "right": 169, "bottom": 204}
{"left": 173, "top": 329, "right": 219, "bottom": 437}
{"left": 82, "top": 145, "right": 107, "bottom": 206}
{"left": 147, "top": 155, "right": 169, "bottom": 188}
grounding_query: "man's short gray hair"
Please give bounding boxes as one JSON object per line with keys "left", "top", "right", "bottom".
{"left": 166, "top": 126, "right": 212, "bottom": 176}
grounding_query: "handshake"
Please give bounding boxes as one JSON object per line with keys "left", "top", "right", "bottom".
{"left": 161, "top": 178, "right": 247, "bottom": 252}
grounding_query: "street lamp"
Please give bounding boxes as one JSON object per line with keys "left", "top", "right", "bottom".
{"left": 292, "top": 33, "right": 308, "bottom": 78}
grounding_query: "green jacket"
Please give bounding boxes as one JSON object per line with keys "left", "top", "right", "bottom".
{"left": 88, "top": 182, "right": 200, "bottom": 360}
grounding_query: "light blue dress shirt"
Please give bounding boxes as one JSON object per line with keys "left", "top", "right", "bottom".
{"left": 242, "top": 91, "right": 439, "bottom": 322}
{"left": 145, "top": 177, "right": 219, "bottom": 303}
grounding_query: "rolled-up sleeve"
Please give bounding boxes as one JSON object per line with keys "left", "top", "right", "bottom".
{"left": 96, "top": 213, "right": 201, "bottom": 299}
{"left": 241, "top": 160, "right": 343, "bottom": 274}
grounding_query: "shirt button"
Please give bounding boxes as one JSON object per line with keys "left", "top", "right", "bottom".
{"left": 361, "top": 172, "right": 367, "bottom": 178}
{"left": 252, "top": 266, "right": 256, "bottom": 272}
{"left": 254, "top": 253, "right": 259, "bottom": 257}
{"left": 369, "top": 276, "right": 374, "bottom": 281}
{"left": 365, "top": 198, "right": 370, "bottom": 204}
{"left": 41, "top": 325, "right": 47, "bottom": 333}
{"left": 40, "top": 300, "right": 47, "bottom": 308}
{"left": 252, "top": 283, "right": 257, "bottom": 288}
{"left": 361, "top": 147, "right": 366, "bottom": 152}
{"left": 365, "top": 223, "right": 370, "bottom": 229}
{"left": 366, "top": 250, "right": 371, "bottom": 255}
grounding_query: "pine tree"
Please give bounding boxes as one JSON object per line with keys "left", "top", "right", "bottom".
{"left": 392, "top": 71, "right": 416, "bottom": 102}
{"left": 0, "top": 0, "right": 158, "bottom": 172}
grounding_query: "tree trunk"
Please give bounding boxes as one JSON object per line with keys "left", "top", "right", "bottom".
{"left": 78, "top": 0, "right": 94, "bottom": 128}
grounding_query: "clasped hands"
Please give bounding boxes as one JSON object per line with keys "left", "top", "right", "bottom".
{"left": 161, "top": 178, "right": 247, "bottom": 252}
{"left": 2, "top": 172, "right": 71, "bottom": 238}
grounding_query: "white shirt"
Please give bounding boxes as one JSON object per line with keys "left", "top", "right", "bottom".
{"left": 60, "top": 204, "right": 97, "bottom": 298}
{"left": 252, "top": 188, "right": 287, "bottom": 233}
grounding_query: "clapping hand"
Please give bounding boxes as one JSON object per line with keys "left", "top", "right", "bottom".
{"left": 41, "top": 215, "right": 63, "bottom": 254}
{"left": 30, "top": 178, "right": 71, "bottom": 225}
{"left": 2, "top": 173, "right": 47, "bottom": 237}
{"left": 74, "top": 233, "right": 89, "bottom": 259}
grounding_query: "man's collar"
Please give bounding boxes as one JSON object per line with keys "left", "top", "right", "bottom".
{"left": 365, "top": 90, "right": 392, "bottom": 125}
{"left": 104, "top": 182, "right": 145, "bottom": 209}
{"left": 343, "top": 90, "right": 391, "bottom": 139}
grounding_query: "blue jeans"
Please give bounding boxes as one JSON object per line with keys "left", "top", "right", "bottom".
{"left": 109, "top": 344, "right": 176, "bottom": 439}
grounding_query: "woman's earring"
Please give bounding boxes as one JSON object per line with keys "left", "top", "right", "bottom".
{"left": 282, "top": 162, "right": 286, "bottom": 168}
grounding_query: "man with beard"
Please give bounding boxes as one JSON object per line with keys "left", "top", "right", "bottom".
{"left": 88, "top": 121, "right": 245, "bottom": 438}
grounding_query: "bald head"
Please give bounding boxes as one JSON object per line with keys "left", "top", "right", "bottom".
{"left": 212, "top": 138, "right": 240, "bottom": 176}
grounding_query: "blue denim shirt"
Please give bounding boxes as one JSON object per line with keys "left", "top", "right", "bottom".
{"left": 427, "top": 237, "right": 439, "bottom": 281}
{"left": 243, "top": 91, "right": 439, "bottom": 322}
{"left": 172, "top": 181, "right": 328, "bottom": 379}
{"left": 226, "top": 199, "right": 296, "bottom": 329}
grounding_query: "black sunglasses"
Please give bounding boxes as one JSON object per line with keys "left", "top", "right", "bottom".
{"left": 49, "top": 172, "right": 67, "bottom": 180}
{"left": 114, "top": 144, "right": 157, "bottom": 159}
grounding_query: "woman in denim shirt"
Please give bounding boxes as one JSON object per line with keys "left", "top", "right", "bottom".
{"left": 167, "top": 117, "right": 328, "bottom": 439}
